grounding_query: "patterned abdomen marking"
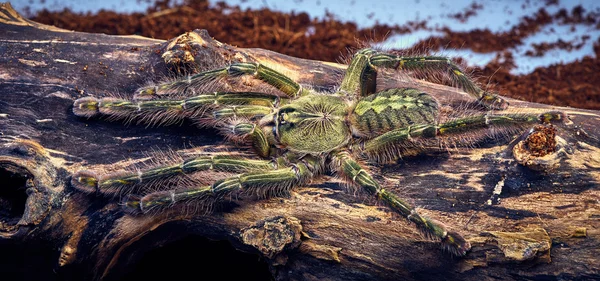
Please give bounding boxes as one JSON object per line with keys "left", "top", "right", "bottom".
{"left": 350, "top": 88, "right": 439, "bottom": 137}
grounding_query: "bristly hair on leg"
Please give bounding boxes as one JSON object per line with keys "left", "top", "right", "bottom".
{"left": 70, "top": 170, "right": 100, "bottom": 194}
{"left": 121, "top": 185, "right": 216, "bottom": 216}
{"left": 133, "top": 67, "right": 229, "bottom": 101}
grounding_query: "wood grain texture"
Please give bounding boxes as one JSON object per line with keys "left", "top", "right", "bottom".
{"left": 0, "top": 3, "right": 599, "bottom": 280}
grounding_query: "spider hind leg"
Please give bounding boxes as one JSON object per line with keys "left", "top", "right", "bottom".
{"left": 361, "top": 110, "right": 567, "bottom": 162}
{"left": 332, "top": 150, "right": 471, "bottom": 256}
{"left": 122, "top": 157, "right": 318, "bottom": 214}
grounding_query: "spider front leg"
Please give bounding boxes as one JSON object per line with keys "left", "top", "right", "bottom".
{"left": 73, "top": 91, "right": 281, "bottom": 126}
{"left": 331, "top": 151, "right": 470, "bottom": 256}
{"left": 340, "top": 48, "right": 508, "bottom": 109}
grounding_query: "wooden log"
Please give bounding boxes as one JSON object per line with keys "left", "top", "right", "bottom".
{"left": 0, "top": 3, "right": 599, "bottom": 280}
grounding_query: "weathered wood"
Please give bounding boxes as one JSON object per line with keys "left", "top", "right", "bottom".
{"left": 1, "top": 3, "right": 599, "bottom": 280}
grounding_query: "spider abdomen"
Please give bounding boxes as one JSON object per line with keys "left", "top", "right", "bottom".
{"left": 350, "top": 88, "right": 439, "bottom": 137}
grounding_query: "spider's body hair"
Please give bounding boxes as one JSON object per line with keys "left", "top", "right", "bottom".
{"left": 71, "top": 47, "right": 571, "bottom": 257}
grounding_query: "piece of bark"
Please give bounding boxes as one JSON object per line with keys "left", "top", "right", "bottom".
{"left": 1, "top": 3, "right": 599, "bottom": 280}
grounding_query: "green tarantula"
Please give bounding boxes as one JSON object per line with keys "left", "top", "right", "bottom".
{"left": 71, "top": 48, "right": 564, "bottom": 256}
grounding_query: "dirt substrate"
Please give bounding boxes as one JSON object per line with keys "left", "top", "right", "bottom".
{"left": 28, "top": 0, "right": 600, "bottom": 109}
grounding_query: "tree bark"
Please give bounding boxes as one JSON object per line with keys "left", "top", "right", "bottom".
{"left": 1, "top": 3, "right": 599, "bottom": 280}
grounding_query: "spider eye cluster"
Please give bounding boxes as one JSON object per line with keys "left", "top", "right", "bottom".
{"left": 279, "top": 112, "right": 289, "bottom": 124}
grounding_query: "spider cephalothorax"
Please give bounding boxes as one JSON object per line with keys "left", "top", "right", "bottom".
{"left": 70, "top": 48, "right": 565, "bottom": 256}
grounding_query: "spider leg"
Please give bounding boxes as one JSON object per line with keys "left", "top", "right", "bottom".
{"left": 72, "top": 107, "right": 283, "bottom": 195}
{"left": 223, "top": 121, "right": 271, "bottom": 157}
{"left": 340, "top": 48, "right": 508, "bottom": 109}
{"left": 71, "top": 156, "right": 276, "bottom": 195}
{"left": 212, "top": 105, "right": 273, "bottom": 120}
{"left": 135, "top": 62, "right": 309, "bottom": 100}
{"left": 362, "top": 111, "right": 566, "bottom": 159}
{"left": 331, "top": 151, "right": 470, "bottom": 256}
{"left": 339, "top": 49, "right": 379, "bottom": 97}
{"left": 73, "top": 91, "right": 282, "bottom": 126}
{"left": 123, "top": 156, "right": 317, "bottom": 213}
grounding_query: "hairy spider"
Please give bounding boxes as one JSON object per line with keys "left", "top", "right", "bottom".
{"left": 70, "top": 48, "right": 565, "bottom": 256}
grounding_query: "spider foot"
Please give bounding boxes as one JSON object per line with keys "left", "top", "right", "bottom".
{"left": 442, "top": 231, "right": 471, "bottom": 257}
{"left": 122, "top": 194, "right": 143, "bottom": 214}
{"left": 70, "top": 170, "right": 99, "bottom": 194}
{"left": 72, "top": 97, "right": 100, "bottom": 118}
{"left": 479, "top": 91, "right": 509, "bottom": 110}
{"left": 413, "top": 214, "right": 471, "bottom": 256}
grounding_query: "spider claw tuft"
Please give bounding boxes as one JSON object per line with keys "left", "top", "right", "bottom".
{"left": 73, "top": 97, "right": 100, "bottom": 118}
{"left": 70, "top": 170, "right": 99, "bottom": 193}
{"left": 478, "top": 91, "right": 509, "bottom": 110}
{"left": 538, "top": 111, "right": 570, "bottom": 124}
{"left": 409, "top": 213, "right": 470, "bottom": 256}
{"left": 442, "top": 231, "right": 471, "bottom": 256}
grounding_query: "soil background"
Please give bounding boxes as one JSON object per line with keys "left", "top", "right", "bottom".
{"left": 25, "top": 0, "right": 600, "bottom": 110}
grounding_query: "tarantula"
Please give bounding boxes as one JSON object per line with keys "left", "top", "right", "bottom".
{"left": 71, "top": 48, "right": 564, "bottom": 256}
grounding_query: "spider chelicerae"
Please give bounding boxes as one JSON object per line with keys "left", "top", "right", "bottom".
{"left": 70, "top": 48, "right": 564, "bottom": 256}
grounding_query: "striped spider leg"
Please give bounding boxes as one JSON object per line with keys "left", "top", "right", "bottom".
{"left": 341, "top": 48, "right": 509, "bottom": 109}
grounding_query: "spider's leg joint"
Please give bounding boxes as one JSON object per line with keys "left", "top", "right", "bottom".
{"left": 70, "top": 170, "right": 100, "bottom": 194}
{"left": 72, "top": 97, "right": 100, "bottom": 117}
{"left": 376, "top": 188, "right": 386, "bottom": 200}
{"left": 138, "top": 199, "right": 145, "bottom": 213}
{"left": 136, "top": 170, "right": 143, "bottom": 182}
{"left": 236, "top": 175, "right": 243, "bottom": 189}
{"left": 406, "top": 125, "right": 414, "bottom": 140}
{"left": 290, "top": 164, "right": 301, "bottom": 179}
{"left": 484, "top": 113, "right": 491, "bottom": 125}
{"left": 181, "top": 99, "right": 188, "bottom": 110}
{"left": 295, "top": 85, "right": 304, "bottom": 97}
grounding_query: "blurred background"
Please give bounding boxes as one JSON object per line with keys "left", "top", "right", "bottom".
{"left": 10, "top": 0, "right": 600, "bottom": 109}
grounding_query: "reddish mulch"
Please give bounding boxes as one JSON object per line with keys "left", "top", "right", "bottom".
{"left": 28, "top": 0, "right": 600, "bottom": 109}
